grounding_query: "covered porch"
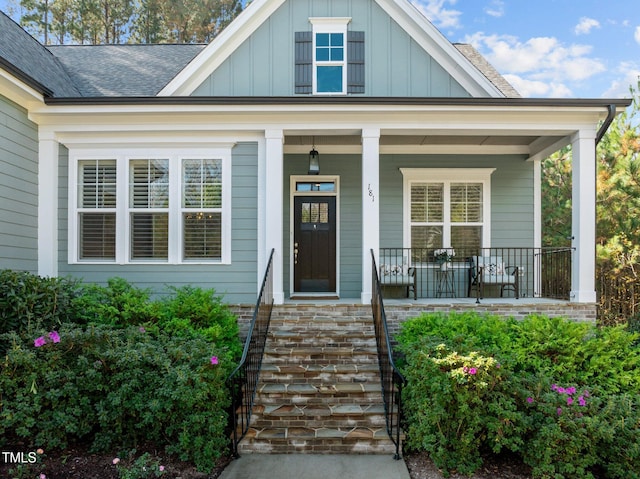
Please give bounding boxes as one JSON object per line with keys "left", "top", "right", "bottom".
{"left": 259, "top": 99, "right": 615, "bottom": 307}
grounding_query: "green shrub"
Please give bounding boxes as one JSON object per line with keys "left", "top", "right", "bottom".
{"left": 114, "top": 452, "right": 165, "bottom": 479}
{"left": 71, "top": 277, "right": 158, "bottom": 327}
{"left": 596, "top": 394, "right": 640, "bottom": 479}
{"left": 520, "top": 382, "right": 601, "bottom": 478}
{"left": 156, "top": 286, "right": 241, "bottom": 360}
{"left": 398, "top": 312, "right": 640, "bottom": 478}
{"left": 396, "top": 311, "right": 516, "bottom": 355}
{"left": 0, "top": 324, "right": 231, "bottom": 472}
{"left": 402, "top": 343, "right": 524, "bottom": 475}
{"left": 0, "top": 270, "right": 79, "bottom": 339}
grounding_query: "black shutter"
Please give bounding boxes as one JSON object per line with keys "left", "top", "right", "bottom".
{"left": 295, "top": 31, "right": 312, "bottom": 94}
{"left": 347, "top": 31, "right": 365, "bottom": 94}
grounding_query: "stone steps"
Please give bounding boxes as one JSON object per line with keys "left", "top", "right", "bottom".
{"left": 237, "top": 306, "right": 400, "bottom": 455}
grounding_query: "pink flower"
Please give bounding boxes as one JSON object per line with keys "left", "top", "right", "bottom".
{"left": 48, "top": 331, "right": 60, "bottom": 343}
{"left": 557, "top": 387, "right": 566, "bottom": 394}
{"left": 557, "top": 407, "right": 563, "bottom": 416}
{"left": 578, "top": 396, "right": 587, "bottom": 406}
{"left": 468, "top": 367, "right": 477, "bottom": 375}
{"left": 39, "top": 474, "right": 46, "bottom": 479}
{"left": 526, "top": 397, "right": 534, "bottom": 404}
{"left": 34, "top": 336, "right": 46, "bottom": 347}
{"left": 139, "top": 327, "right": 146, "bottom": 333}
{"left": 36, "top": 448, "right": 44, "bottom": 455}
{"left": 159, "top": 465, "right": 165, "bottom": 472}
{"left": 462, "top": 366, "right": 469, "bottom": 373}
{"left": 567, "top": 396, "right": 574, "bottom": 405}
{"left": 551, "top": 384, "right": 558, "bottom": 391}
{"left": 210, "top": 356, "right": 219, "bottom": 365}
{"left": 112, "top": 458, "right": 120, "bottom": 465}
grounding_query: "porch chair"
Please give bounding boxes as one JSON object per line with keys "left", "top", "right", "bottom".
{"left": 468, "top": 255, "right": 519, "bottom": 300}
{"left": 379, "top": 256, "right": 417, "bottom": 300}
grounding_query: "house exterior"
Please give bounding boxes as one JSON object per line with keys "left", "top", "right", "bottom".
{"left": 0, "top": 0, "right": 631, "bottom": 311}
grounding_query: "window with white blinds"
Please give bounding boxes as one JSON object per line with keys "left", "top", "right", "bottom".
{"left": 73, "top": 152, "right": 230, "bottom": 264}
{"left": 410, "top": 182, "right": 483, "bottom": 253}
{"left": 129, "top": 159, "right": 169, "bottom": 260}
{"left": 402, "top": 169, "right": 494, "bottom": 255}
{"left": 78, "top": 160, "right": 116, "bottom": 260}
{"left": 182, "top": 159, "right": 223, "bottom": 260}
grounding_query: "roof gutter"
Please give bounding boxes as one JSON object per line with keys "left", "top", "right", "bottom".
{"left": 0, "top": 57, "right": 53, "bottom": 97}
{"left": 43, "top": 95, "right": 633, "bottom": 109}
{"left": 595, "top": 104, "right": 617, "bottom": 145}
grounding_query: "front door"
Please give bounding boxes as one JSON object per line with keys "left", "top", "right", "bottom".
{"left": 294, "top": 196, "right": 337, "bottom": 293}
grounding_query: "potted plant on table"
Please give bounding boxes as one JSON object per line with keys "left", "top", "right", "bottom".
{"left": 434, "top": 248, "right": 455, "bottom": 271}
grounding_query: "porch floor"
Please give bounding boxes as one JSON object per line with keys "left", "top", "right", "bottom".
{"left": 284, "top": 297, "right": 568, "bottom": 306}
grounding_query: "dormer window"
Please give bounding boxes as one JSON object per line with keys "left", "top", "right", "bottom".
{"left": 311, "top": 18, "right": 349, "bottom": 94}
{"left": 295, "top": 18, "right": 364, "bottom": 95}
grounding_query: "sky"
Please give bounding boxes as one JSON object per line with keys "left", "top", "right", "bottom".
{"left": 1, "top": 0, "right": 638, "bottom": 99}
{"left": 410, "top": 0, "right": 640, "bottom": 99}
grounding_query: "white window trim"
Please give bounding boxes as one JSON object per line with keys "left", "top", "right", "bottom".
{"left": 68, "top": 147, "right": 232, "bottom": 265}
{"left": 400, "top": 168, "right": 495, "bottom": 250}
{"left": 310, "top": 17, "right": 351, "bottom": 96}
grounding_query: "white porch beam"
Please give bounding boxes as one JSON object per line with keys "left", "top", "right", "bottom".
{"left": 265, "top": 129, "right": 285, "bottom": 304}
{"left": 361, "top": 128, "right": 380, "bottom": 304}
{"left": 570, "top": 129, "right": 597, "bottom": 303}
{"left": 37, "top": 131, "right": 59, "bottom": 277}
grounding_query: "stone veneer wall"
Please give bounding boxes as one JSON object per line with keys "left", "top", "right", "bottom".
{"left": 230, "top": 301, "right": 597, "bottom": 342}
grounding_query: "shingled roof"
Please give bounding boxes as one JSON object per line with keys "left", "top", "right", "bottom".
{"left": 0, "top": 11, "right": 79, "bottom": 97}
{"left": 455, "top": 43, "right": 521, "bottom": 98}
{"left": 1, "top": 9, "right": 518, "bottom": 99}
{"left": 48, "top": 44, "right": 205, "bottom": 97}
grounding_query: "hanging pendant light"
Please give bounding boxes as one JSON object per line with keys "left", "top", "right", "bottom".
{"left": 308, "top": 137, "right": 320, "bottom": 175}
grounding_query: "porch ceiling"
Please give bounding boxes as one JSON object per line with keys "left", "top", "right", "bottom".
{"left": 284, "top": 133, "right": 566, "bottom": 157}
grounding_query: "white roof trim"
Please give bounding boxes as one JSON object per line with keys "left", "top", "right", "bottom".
{"left": 159, "top": 0, "right": 506, "bottom": 98}
{"left": 159, "top": 0, "right": 287, "bottom": 96}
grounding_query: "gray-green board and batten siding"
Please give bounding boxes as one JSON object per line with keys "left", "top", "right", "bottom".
{"left": 0, "top": 94, "right": 39, "bottom": 272}
{"left": 57, "top": 142, "right": 259, "bottom": 304}
{"left": 192, "top": 0, "right": 469, "bottom": 98}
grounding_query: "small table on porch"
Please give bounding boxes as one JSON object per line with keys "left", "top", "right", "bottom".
{"left": 436, "top": 268, "right": 456, "bottom": 298}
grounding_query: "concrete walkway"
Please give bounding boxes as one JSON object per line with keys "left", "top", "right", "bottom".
{"left": 219, "top": 454, "right": 411, "bottom": 479}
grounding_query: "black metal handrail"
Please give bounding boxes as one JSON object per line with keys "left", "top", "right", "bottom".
{"left": 227, "top": 248, "right": 275, "bottom": 458}
{"left": 379, "top": 247, "right": 573, "bottom": 301}
{"left": 371, "top": 249, "right": 407, "bottom": 460}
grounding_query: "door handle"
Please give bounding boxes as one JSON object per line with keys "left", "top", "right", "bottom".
{"left": 294, "top": 243, "right": 299, "bottom": 264}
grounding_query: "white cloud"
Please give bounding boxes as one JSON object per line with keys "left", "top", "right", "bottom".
{"left": 602, "top": 62, "right": 640, "bottom": 98}
{"left": 463, "top": 32, "right": 606, "bottom": 97}
{"left": 410, "top": 0, "right": 462, "bottom": 29}
{"left": 635, "top": 26, "right": 640, "bottom": 45}
{"left": 484, "top": 0, "right": 505, "bottom": 18}
{"left": 503, "top": 75, "right": 573, "bottom": 98}
{"left": 575, "top": 17, "right": 600, "bottom": 35}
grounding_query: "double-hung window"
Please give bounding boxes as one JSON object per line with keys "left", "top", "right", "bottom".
{"left": 182, "top": 159, "right": 223, "bottom": 260}
{"left": 77, "top": 160, "right": 117, "bottom": 260}
{"left": 310, "top": 18, "right": 350, "bottom": 95}
{"left": 130, "top": 159, "right": 169, "bottom": 260}
{"left": 71, "top": 149, "right": 231, "bottom": 264}
{"left": 402, "top": 168, "right": 494, "bottom": 255}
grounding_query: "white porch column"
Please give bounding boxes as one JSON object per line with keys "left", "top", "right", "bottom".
{"left": 38, "top": 131, "right": 59, "bottom": 277}
{"left": 361, "top": 128, "right": 380, "bottom": 304}
{"left": 570, "top": 129, "right": 597, "bottom": 303}
{"left": 265, "top": 129, "right": 285, "bottom": 304}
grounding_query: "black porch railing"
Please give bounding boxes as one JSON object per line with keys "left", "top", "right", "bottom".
{"left": 378, "top": 247, "right": 573, "bottom": 301}
{"left": 371, "top": 249, "right": 406, "bottom": 460}
{"left": 227, "top": 249, "right": 275, "bottom": 458}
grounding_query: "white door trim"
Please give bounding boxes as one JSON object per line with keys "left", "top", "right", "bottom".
{"left": 289, "top": 175, "right": 340, "bottom": 297}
